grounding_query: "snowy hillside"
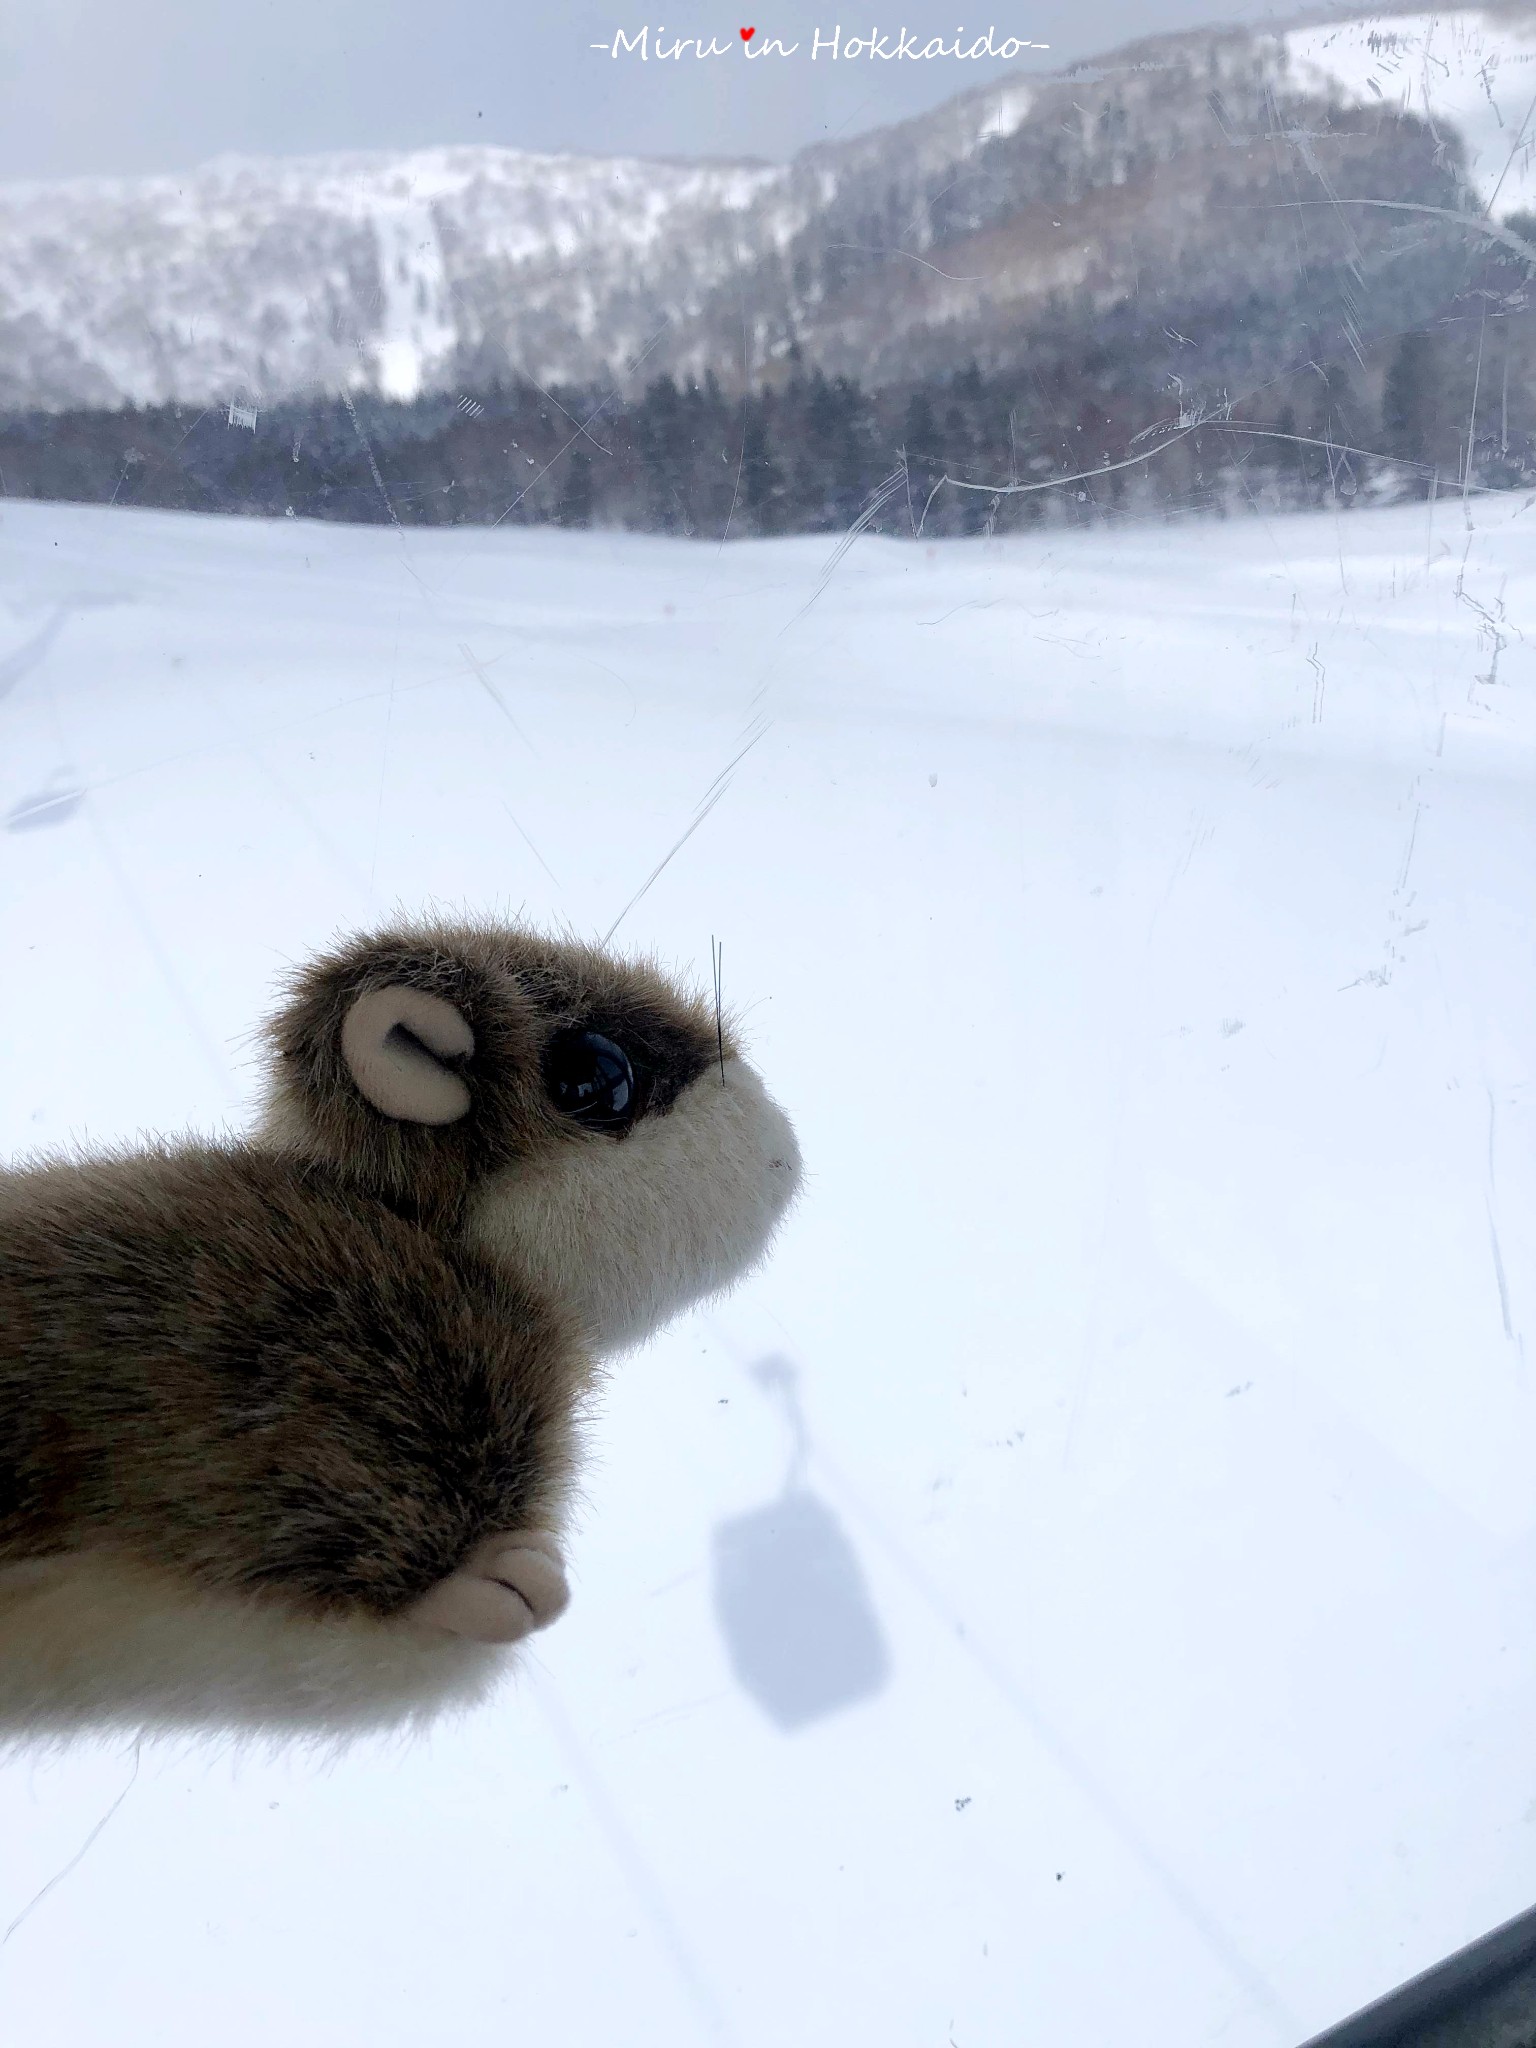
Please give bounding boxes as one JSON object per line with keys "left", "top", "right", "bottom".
{"left": 0, "top": 146, "right": 782, "bottom": 410}
{"left": 1, "top": 4, "right": 1534, "bottom": 410}
{"left": 0, "top": 490, "right": 1532, "bottom": 2046}
{"left": 1287, "top": 7, "right": 1536, "bottom": 216}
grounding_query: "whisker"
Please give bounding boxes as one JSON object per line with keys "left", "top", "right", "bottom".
{"left": 711, "top": 937, "right": 726, "bottom": 1085}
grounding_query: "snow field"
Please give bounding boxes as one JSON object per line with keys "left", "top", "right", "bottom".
{"left": 0, "top": 489, "right": 1533, "bottom": 2045}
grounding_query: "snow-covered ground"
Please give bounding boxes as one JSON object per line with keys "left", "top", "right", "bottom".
{"left": 0, "top": 490, "right": 1533, "bottom": 2046}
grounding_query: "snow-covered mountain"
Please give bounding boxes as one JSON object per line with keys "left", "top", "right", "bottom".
{"left": 1, "top": 4, "right": 1533, "bottom": 411}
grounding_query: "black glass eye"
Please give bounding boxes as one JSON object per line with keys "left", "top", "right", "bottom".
{"left": 543, "top": 1029, "right": 639, "bottom": 1132}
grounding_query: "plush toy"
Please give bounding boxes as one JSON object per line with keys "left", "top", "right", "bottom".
{"left": 0, "top": 920, "right": 801, "bottom": 1739}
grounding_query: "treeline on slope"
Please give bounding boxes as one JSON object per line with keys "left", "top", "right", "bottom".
{"left": 2, "top": 251, "right": 1534, "bottom": 538}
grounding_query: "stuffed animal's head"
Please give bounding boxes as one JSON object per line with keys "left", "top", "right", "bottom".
{"left": 257, "top": 920, "right": 802, "bottom": 1354}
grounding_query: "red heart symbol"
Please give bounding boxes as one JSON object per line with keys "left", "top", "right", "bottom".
{"left": 739, "top": 25, "right": 755, "bottom": 39}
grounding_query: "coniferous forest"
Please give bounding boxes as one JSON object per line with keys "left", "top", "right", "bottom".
{"left": 2, "top": 221, "right": 1534, "bottom": 538}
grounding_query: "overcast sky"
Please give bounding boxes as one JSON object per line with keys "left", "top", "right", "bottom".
{"left": 0, "top": 0, "right": 1357, "bottom": 182}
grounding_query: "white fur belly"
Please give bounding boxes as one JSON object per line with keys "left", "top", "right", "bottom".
{"left": 0, "top": 1554, "right": 509, "bottom": 1746}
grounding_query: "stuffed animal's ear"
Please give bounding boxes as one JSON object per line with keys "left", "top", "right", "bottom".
{"left": 340, "top": 986, "right": 475, "bottom": 1126}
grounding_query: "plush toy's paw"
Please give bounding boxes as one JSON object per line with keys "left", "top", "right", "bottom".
{"left": 407, "top": 1533, "right": 570, "bottom": 1645}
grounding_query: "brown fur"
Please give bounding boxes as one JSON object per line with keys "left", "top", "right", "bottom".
{"left": 0, "top": 918, "right": 797, "bottom": 1733}
{"left": 0, "top": 1143, "right": 580, "bottom": 1618}
{"left": 261, "top": 921, "right": 731, "bottom": 1229}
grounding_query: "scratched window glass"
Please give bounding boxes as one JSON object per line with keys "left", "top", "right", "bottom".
{"left": 1, "top": 5, "right": 1534, "bottom": 2045}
